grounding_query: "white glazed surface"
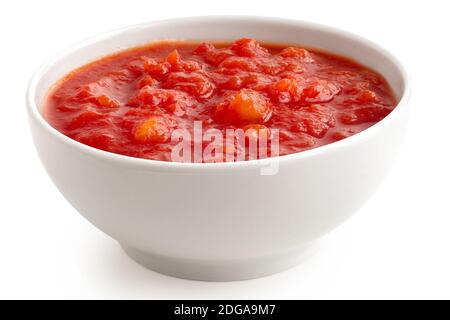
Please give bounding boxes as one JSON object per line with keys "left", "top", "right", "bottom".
{"left": 27, "top": 17, "right": 410, "bottom": 281}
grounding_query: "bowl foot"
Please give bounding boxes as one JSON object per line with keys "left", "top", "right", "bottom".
{"left": 120, "top": 242, "right": 319, "bottom": 281}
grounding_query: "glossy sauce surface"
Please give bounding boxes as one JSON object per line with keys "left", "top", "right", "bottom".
{"left": 44, "top": 39, "right": 397, "bottom": 162}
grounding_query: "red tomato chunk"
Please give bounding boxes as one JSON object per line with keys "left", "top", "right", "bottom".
{"left": 44, "top": 39, "right": 397, "bottom": 162}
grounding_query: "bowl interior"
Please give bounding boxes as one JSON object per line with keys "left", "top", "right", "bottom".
{"left": 32, "top": 17, "right": 406, "bottom": 115}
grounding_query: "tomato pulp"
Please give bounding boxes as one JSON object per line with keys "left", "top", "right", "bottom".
{"left": 44, "top": 39, "right": 397, "bottom": 162}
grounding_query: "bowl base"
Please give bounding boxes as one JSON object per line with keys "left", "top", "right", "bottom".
{"left": 120, "top": 242, "right": 319, "bottom": 281}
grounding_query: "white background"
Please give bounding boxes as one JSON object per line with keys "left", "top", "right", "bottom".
{"left": 0, "top": 0, "right": 449, "bottom": 299}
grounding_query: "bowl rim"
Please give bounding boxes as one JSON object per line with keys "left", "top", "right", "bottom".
{"left": 27, "top": 15, "right": 411, "bottom": 173}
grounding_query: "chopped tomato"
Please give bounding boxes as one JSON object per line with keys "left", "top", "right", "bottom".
{"left": 215, "top": 89, "right": 272, "bottom": 124}
{"left": 133, "top": 117, "right": 171, "bottom": 143}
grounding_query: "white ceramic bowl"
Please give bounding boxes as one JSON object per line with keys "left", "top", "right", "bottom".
{"left": 27, "top": 16, "right": 410, "bottom": 281}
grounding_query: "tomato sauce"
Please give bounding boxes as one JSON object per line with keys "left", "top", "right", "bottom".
{"left": 44, "top": 39, "right": 397, "bottom": 162}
